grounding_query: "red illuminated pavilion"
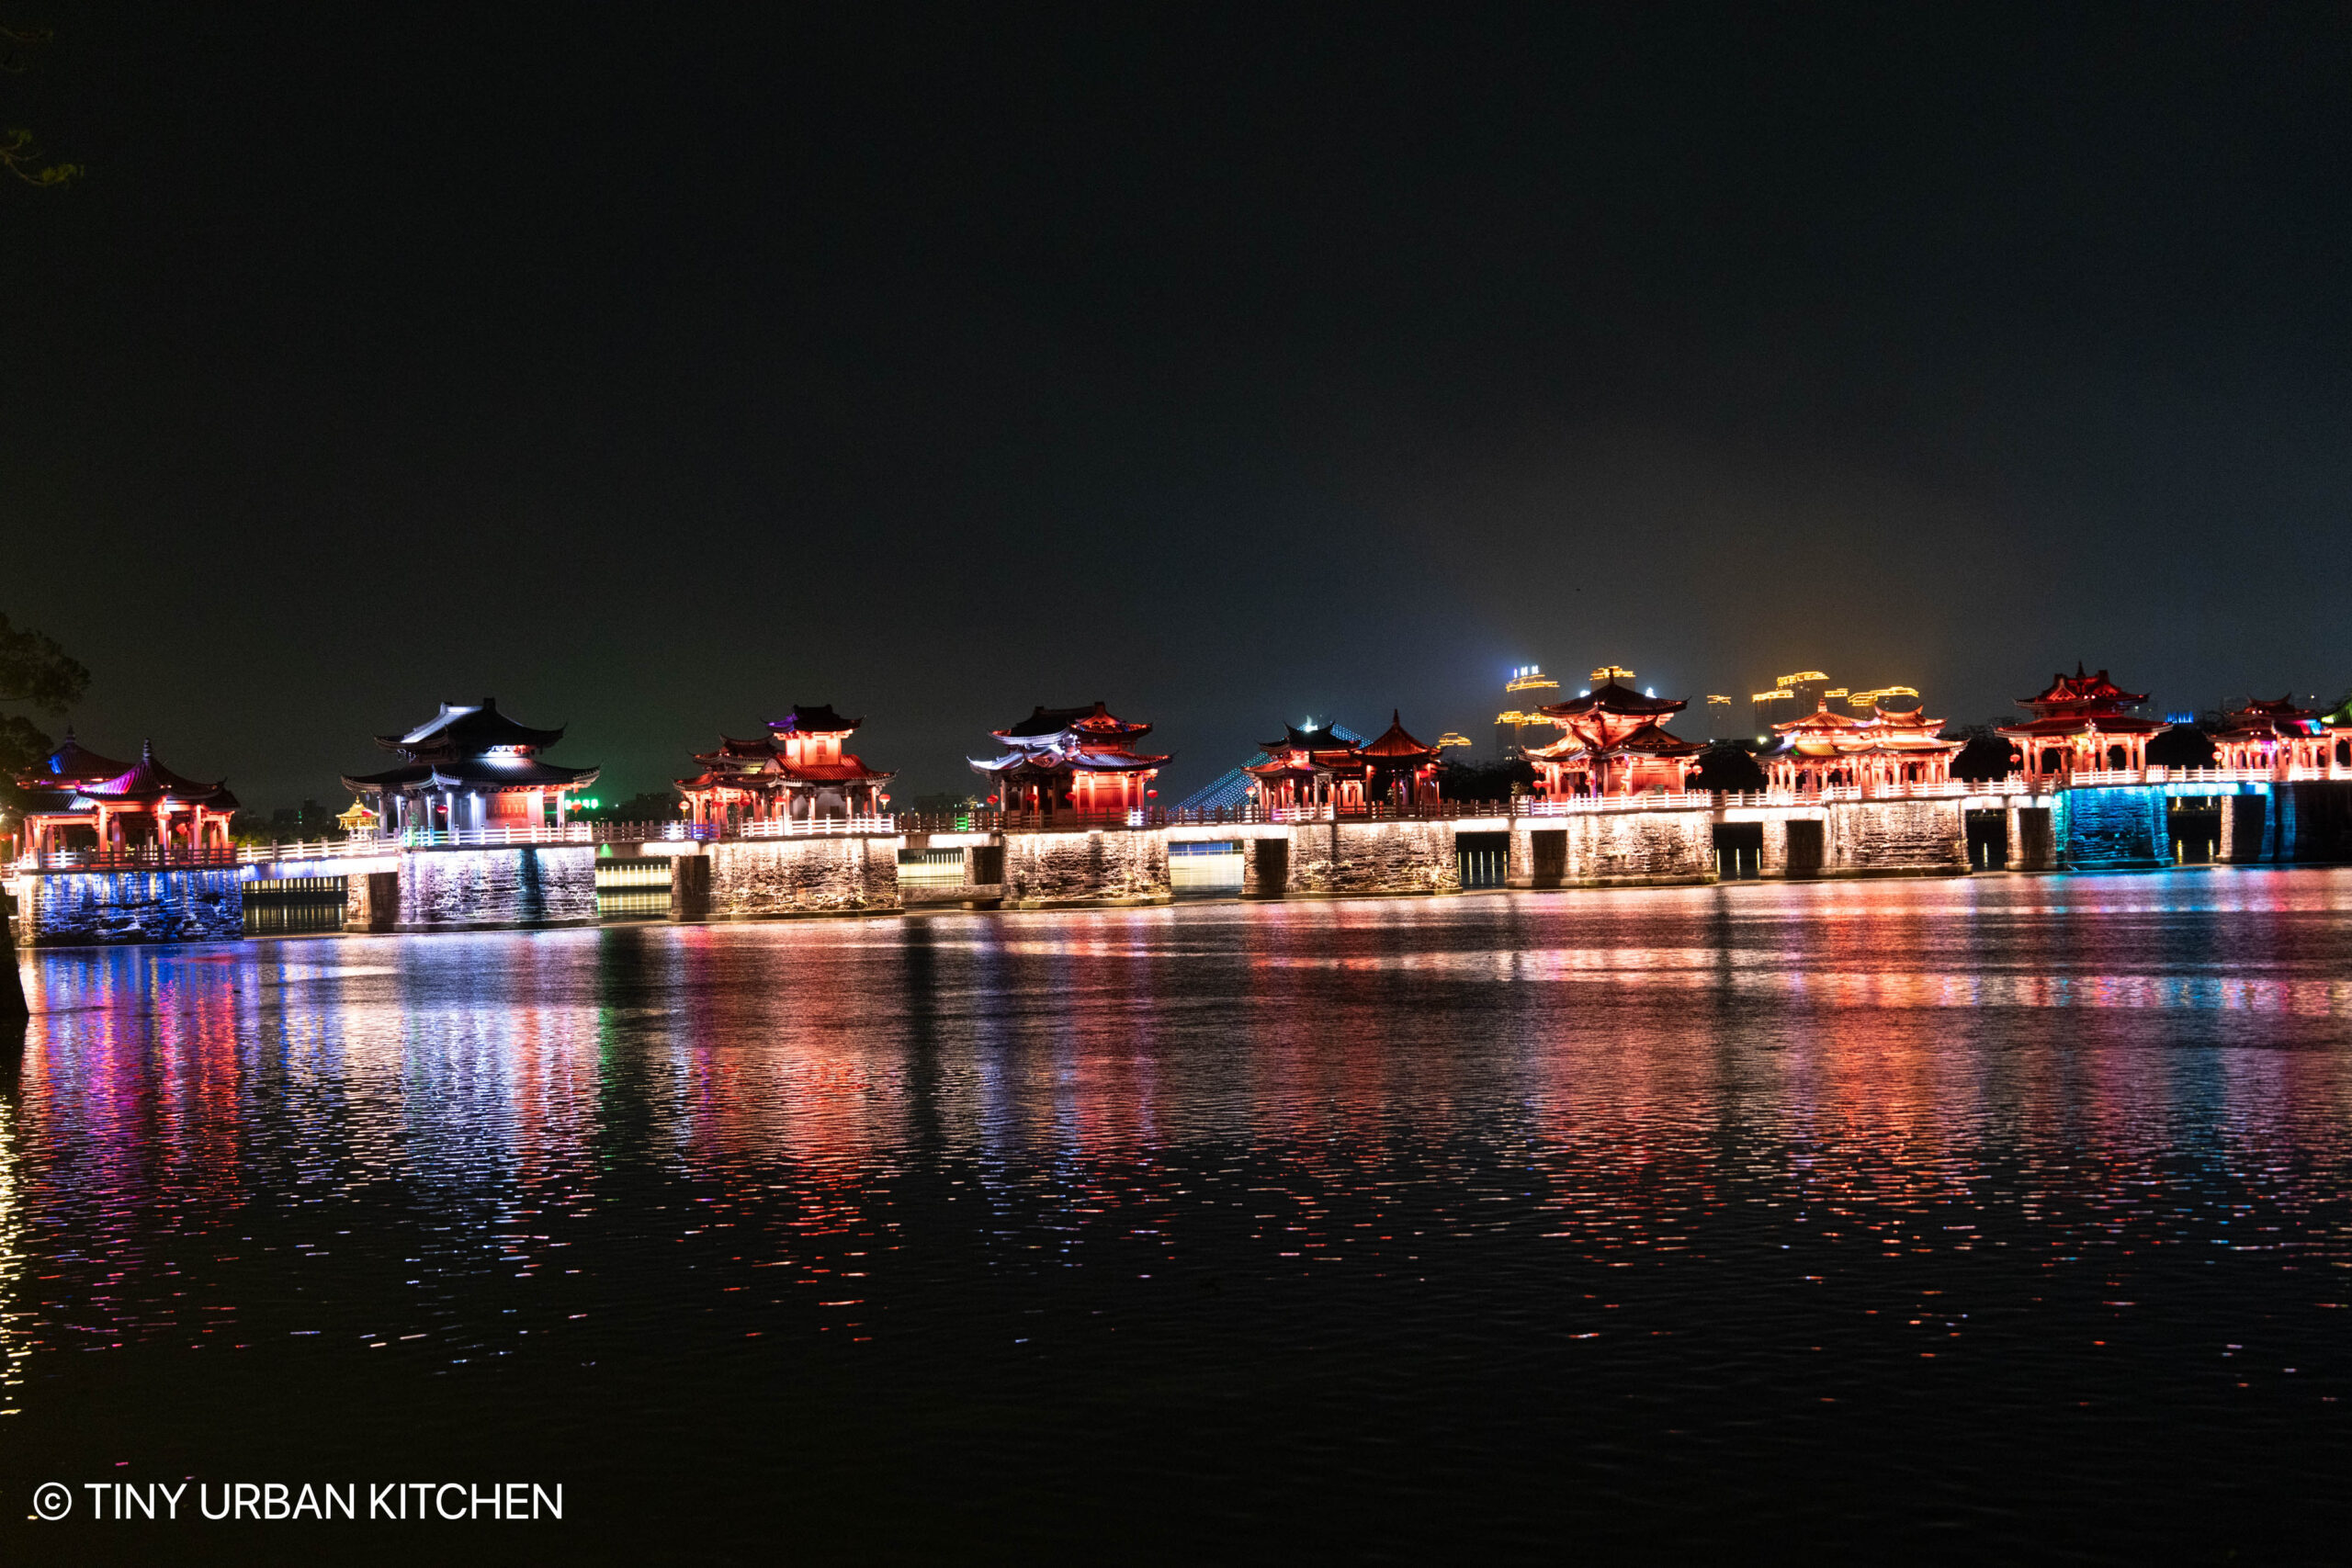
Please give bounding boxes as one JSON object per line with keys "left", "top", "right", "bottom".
{"left": 1996, "top": 666, "right": 2164, "bottom": 785}
{"left": 676, "top": 704, "right": 895, "bottom": 828}
{"left": 1765, "top": 699, "right": 1962, "bottom": 795}
{"left": 970, "top": 702, "right": 1170, "bottom": 816}
{"left": 1246, "top": 712, "right": 1443, "bottom": 813}
{"left": 1356, "top": 712, "right": 1444, "bottom": 807}
{"left": 10, "top": 732, "right": 239, "bottom": 860}
{"left": 1246, "top": 722, "right": 1369, "bottom": 812}
{"left": 2211, "top": 696, "right": 2330, "bottom": 775}
{"left": 1527, "top": 672, "right": 1706, "bottom": 797}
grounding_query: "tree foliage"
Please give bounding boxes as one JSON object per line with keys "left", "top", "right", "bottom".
{"left": 1438, "top": 756, "right": 1537, "bottom": 802}
{"left": 1951, "top": 734, "right": 2018, "bottom": 782}
{"left": 0, "top": 23, "right": 83, "bottom": 187}
{"left": 2146, "top": 723, "right": 2218, "bottom": 770}
{"left": 0, "top": 611, "right": 90, "bottom": 789}
{"left": 0, "top": 612, "right": 89, "bottom": 713}
{"left": 1690, "top": 742, "right": 1767, "bottom": 794}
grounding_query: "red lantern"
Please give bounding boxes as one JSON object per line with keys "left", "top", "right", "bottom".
{"left": 1147, "top": 789, "right": 1158, "bottom": 798}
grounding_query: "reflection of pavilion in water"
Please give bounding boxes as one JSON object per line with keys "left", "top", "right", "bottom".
{"left": 7, "top": 894, "right": 2352, "bottom": 1422}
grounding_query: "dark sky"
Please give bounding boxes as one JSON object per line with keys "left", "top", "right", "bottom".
{"left": 6, "top": 4, "right": 2349, "bottom": 807}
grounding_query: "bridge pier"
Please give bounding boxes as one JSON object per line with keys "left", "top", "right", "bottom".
{"left": 343, "top": 870, "right": 400, "bottom": 932}
{"left": 702, "top": 836, "right": 900, "bottom": 918}
{"left": 668, "top": 852, "right": 711, "bottom": 920}
{"left": 2006, "top": 804, "right": 2055, "bottom": 870}
{"left": 2220, "top": 790, "right": 2267, "bottom": 863}
{"left": 1000, "top": 827, "right": 1169, "bottom": 908}
{"left": 1283, "top": 818, "right": 1462, "bottom": 897}
{"left": 8, "top": 866, "right": 245, "bottom": 947}
{"left": 1818, "top": 798, "right": 1969, "bottom": 875}
{"left": 384, "top": 844, "right": 597, "bottom": 932}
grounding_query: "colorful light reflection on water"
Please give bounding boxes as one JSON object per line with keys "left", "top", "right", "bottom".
{"left": 5, "top": 872, "right": 2352, "bottom": 1562}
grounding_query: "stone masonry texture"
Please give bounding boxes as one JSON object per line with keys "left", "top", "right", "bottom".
{"left": 1002, "top": 829, "right": 1169, "bottom": 904}
{"left": 1558, "top": 813, "right": 1713, "bottom": 885}
{"left": 1823, "top": 799, "right": 1968, "bottom": 874}
{"left": 1286, "top": 821, "right": 1461, "bottom": 896}
{"left": 17, "top": 869, "right": 245, "bottom": 947}
{"left": 397, "top": 847, "right": 597, "bottom": 931}
{"left": 707, "top": 839, "right": 899, "bottom": 917}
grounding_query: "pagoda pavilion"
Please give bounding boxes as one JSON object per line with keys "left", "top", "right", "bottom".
{"left": 1764, "top": 700, "right": 1963, "bottom": 795}
{"left": 1527, "top": 671, "right": 1707, "bottom": 797}
{"left": 1245, "top": 712, "right": 1444, "bottom": 813}
{"left": 341, "top": 698, "right": 598, "bottom": 837}
{"left": 1997, "top": 666, "right": 2165, "bottom": 786}
{"left": 2211, "top": 696, "right": 2331, "bottom": 775}
{"left": 970, "top": 702, "right": 1170, "bottom": 817}
{"left": 1247, "top": 722, "right": 1368, "bottom": 812}
{"left": 9, "top": 732, "right": 239, "bottom": 861}
{"left": 1357, "top": 712, "right": 1445, "bottom": 806}
{"left": 676, "top": 704, "right": 895, "bottom": 828}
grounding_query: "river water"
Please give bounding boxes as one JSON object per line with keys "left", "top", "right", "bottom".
{"left": 6, "top": 873, "right": 2351, "bottom": 1563}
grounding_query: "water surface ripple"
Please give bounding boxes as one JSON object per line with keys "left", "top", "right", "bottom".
{"left": 6, "top": 873, "right": 2351, "bottom": 1562}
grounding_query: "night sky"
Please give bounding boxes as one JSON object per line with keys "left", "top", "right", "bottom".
{"left": 6, "top": 5, "right": 2349, "bottom": 808}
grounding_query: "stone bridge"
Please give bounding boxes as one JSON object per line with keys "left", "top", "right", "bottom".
{"left": 9, "top": 778, "right": 2352, "bottom": 945}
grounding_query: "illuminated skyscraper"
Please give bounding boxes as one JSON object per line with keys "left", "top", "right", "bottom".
{"left": 1493, "top": 665, "right": 1560, "bottom": 761}
{"left": 1781, "top": 671, "right": 1831, "bottom": 715}
{"left": 1753, "top": 671, "right": 1830, "bottom": 737}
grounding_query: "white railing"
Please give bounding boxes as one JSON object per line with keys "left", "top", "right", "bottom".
{"left": 226, "top": 815, "right": 901, "bottom": 863}
{"left": 241, "top": 835, "right": 397, "bottom": 864}
{"left": 1513, "top": 778, "right": 2029, "bottom": 816}
{"left": 729, "top": 814, "right": 898, "bottom": 839}
{"left": 2059, "top": 766, "right": 2320, "bottom": 789}
{"left": 6, "top": 846, "right": 243, "bottom": 873}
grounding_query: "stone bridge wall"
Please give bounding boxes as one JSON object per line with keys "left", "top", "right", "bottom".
{"left": 1509, "top": 812, "right": 1715, "bottom": 887}
{"left": 1001, "top": 829, "right": 1169, "bottom": 907}
{"left": 2056, "top": 787, "right": 2168, "bottom": 870}
{"left": 1284, "top": 820, "right": 1461, "bottom": 897}
{"left": 11, "top": 868, "right": 245, "bottom": 947}
{"left": 1823, "top": 798, "right": 1969, "bottom": 875}
{"left": 395, "top": 846, "right": 597, "bottom": 932}
{"left": 706, "top": 838, "right": 900, "bottom": 918}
